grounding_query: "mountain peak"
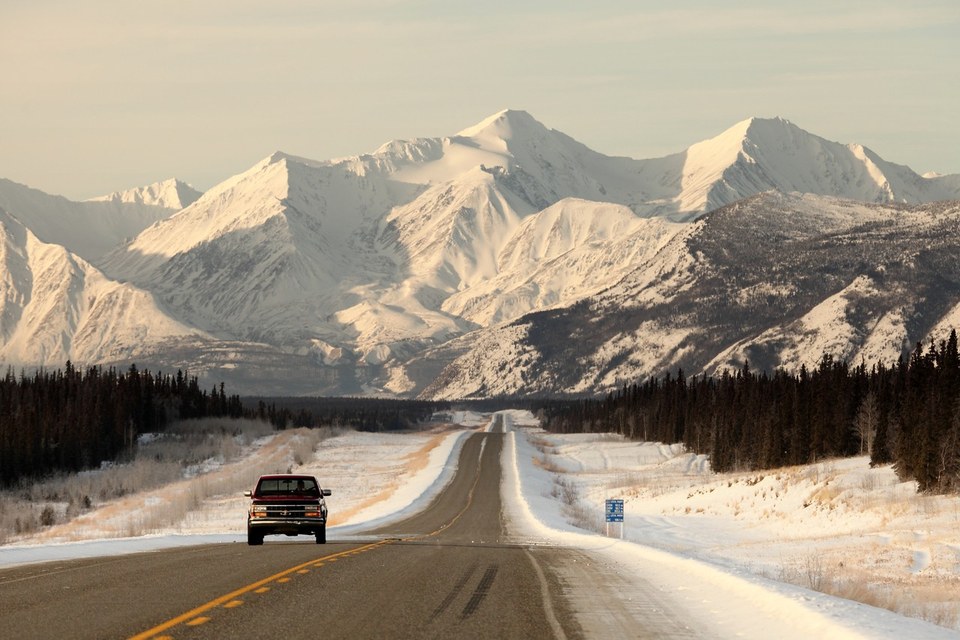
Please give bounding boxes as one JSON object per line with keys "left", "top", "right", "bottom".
{"left": 266, "top": 150, "right": 289, "bottom": 164}
{"left": 687, "top": 116, "right": 831, "bottom": 170}
{"left": 87, "top": 178, "right": 202, "bottom": 210}
{"left": 743, "top": 116, "right": 806, "bottom": 141}
{"left": 262, "top": 150, "right": 306, "bottom": 167}
{"left": 259, "top": 150, "right": 330, "bottom": 169}
{"left": 715, "top": 116, "right": 803, "bottom": 145}
{"left": 456, "top": 109, "right": 545, "bottom": 140}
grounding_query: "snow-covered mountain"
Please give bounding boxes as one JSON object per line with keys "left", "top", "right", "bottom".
{"left": 0, "top": 178, "right": 190, "bottom": 263}
{"left": 1, "top": 110, "right": 958, "bottom": 396}
{"left": 0, "top": 206, "right": 210, "bottom": 365}
{"left": 87, "top": 178, "right": 202, "bottom": 210}
{"left": 673, "top": 117, "right": 960, "bottom": 213}
{"left": 420, "top": 194, "right": 960, "bottom": 398}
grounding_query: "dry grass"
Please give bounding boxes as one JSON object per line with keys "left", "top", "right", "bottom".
{"left": 532, "top": 454, "right": 566, "bottom": 473}
{"left": 528, "top": 435, "right": 558, "bottom": 455}
{"left": 539, "top": 438, "right": 960, "bottom": 631}
{"left": 776, "top": 555, "right": 960, "bottom": 629}
{"left": 0, "top": 421, "right": 336, "bottom": 543}
{"left": 404, "top": 432, "right": 447, "bottom": 476}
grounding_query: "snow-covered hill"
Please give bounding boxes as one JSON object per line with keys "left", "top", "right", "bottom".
{"left": 1, "top": 111, "right": 958, "bottom": 396}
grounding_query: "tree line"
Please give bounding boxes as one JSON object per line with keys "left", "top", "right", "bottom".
{"left": 539, "top": 330, "right": 960, "bottom": 493}
{"left": 0, "top": 363, "right": 453, "bottom": 487}
{"left": 0, "top": 363, "right": 243, "bottom": 486}
{"left": 246, "top": 396, "right": 448, "bottom": 432}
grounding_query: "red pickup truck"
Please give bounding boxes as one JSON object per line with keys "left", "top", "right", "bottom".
{"left": 244, "top": 474, "right": 331, "bottom": 545}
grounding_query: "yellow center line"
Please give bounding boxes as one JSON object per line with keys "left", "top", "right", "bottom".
{"left": 128, "top": 540, "right": 390, "bottom": 640}
{"left": 404, "top": 436, "right": 486, "bottom": 542}
{"left": 131, "top": 437, "right": 486, "bottom": 639}
{"left": 223, "top": 600, "right": 243, "bottom": 609}
{"left": 185, "top": 617, "right": 209, "bottom": 627}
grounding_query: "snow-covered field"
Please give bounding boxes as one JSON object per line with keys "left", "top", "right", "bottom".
{"left": 2, "top": 410, "right": 958, "bottom": 638}
{"left": 501, "top": 411, "right": 960, "bottom": 639}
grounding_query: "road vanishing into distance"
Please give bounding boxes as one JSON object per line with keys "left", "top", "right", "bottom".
{"left": 0, "top": 427, "right": 700, "bottom": 639}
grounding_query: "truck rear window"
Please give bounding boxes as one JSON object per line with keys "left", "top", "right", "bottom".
{"left": 256, "top": 478, "right": 319, "bottom": 496}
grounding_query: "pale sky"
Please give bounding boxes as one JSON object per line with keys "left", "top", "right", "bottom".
{"left": 2, "top": 0, "right": 958, "bottom": 200}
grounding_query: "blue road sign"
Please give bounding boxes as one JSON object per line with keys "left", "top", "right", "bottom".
{"left": 605, "top": 499, "right": 624, "bottom": 523}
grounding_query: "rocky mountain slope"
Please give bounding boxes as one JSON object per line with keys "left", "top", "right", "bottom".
{"left": 420, "top": 194, "right": 960, "bottom": 398}
{"left": 0, "top": 206, "right": 210, "bottom": 366}
{"left": 1, "top": 111, "right": 958, "bottom": 397}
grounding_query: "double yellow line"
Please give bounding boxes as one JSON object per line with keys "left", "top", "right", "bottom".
{"left": 129, "top": 540, "right": 390, "bottom": 640}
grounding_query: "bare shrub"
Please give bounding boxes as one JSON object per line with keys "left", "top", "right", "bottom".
{"left": 288, "top": 428, "right": 326, "bottom": 468}
{"left": 814, "top": 573, "right": 960, "bottom": 630}
{"left": 777, "top": 552, "right": 831, "bottom": 592}
{"left": 605, "top": 472, "right": 645, "bottom": 490}
{"left": 552, "top": 476, "right": 578, "bottom": 506}
{"left": 0, "top": 418, "right": 293, "bottom": 542}
{"left": 39, "top": 506, "right": 56, "bottom": 528}
{"left": 826, "top": 579, "right": 897, "bottom": 612}
{"left": 566, "top": 501, "right": 603, "bottom": 533}
{"left": 0, "top": 501, "right": 39, "bottom": 543}
{"left": 774, "top": 554, "right": 960, "bottom": 630}
{"left": 547, "top": 474, "right": 604, "bottom": 534}
{"left": 803, "top": 554, "right": 827, "bottom": 591}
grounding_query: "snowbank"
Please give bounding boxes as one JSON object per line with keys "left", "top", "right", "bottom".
{"left": 499, "top": 409, "right": 959, "bottom": 638}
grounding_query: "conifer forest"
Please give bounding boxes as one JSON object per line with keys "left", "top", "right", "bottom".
{"left": 2, "top": 331, "right": 958, "bottom": 495}
{"left": 0, "top": 363, "right": 245, "bottom": 485}
{"left": 540, "top": 331, "right": 960, "bottom": 494}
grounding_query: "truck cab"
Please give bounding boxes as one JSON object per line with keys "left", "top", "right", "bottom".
{"left": 245, "top": 474, "right": 331, "bottom": 545}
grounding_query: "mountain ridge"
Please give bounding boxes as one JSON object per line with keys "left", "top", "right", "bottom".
{"left": 1, "top": 111, "right": 958, "bottom": 397}
{"left": 87, "top": 178, "right": 202, "bottom": 210}
{"left": 421, "top": 194, "right": 960, "bottom": 399}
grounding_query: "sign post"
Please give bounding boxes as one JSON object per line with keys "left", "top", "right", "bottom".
{"left": 605, "top": 498, "right": 624, "bottom": 538}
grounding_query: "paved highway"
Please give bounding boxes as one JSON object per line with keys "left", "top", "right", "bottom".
{"left": 0, "top": 430, "right": 696, "bottom": 639}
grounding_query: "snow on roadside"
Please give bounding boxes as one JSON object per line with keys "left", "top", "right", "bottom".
{"left": 325, "top": 426, "right": 469, "bottom": 534}
{"left": 4, "top": 408, "right": 958, "bottom": 638}
{"left": 0, "top": 421, "right": 475, "bottom": 568}
{"left": 498, "top": 409, "right": 959, "bottom": 639}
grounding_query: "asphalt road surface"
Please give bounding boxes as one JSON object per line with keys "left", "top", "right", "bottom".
{"left": 0, "top": 429, "right": 700, "bottom": 639}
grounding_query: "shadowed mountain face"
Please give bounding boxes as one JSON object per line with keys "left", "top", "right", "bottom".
{"left": 421, "top": 194, "right": 960, "bottom": 399}
{"left": 1, "top": 111, "right": 958, "bottom": 397}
